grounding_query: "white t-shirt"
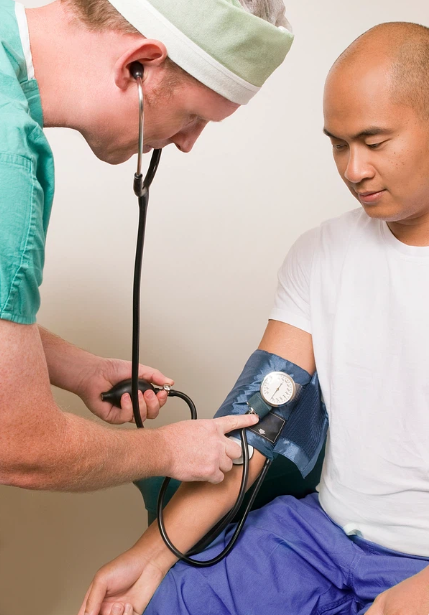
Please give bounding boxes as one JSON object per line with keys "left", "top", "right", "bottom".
{"left": 270, "top": 208, "right": 429, "bottom": 556}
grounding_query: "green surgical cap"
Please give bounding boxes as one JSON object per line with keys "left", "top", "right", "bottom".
{"left": 107, "top": 0, "right": 294, "bottom": 104}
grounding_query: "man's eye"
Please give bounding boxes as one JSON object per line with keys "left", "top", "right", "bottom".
{"left": 333, "top": 143, "right": 347, "bottom": 151}
{"left": 367, "top": 141, "right": 383, "bottom": 149}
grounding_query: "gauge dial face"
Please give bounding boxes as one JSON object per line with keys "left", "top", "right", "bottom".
{"left": 260, "top": 372, "right": 296, "bottom": 406}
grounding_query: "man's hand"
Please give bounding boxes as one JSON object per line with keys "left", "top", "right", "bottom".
{"left": 366, "top": 566, "right": 429, "bottom": 615}
{"left": 76, "top": 357, "right": 174, "bottom": 424}
{"left": 78, "top": 546, "right": 163, "bottom": 615}
{"left": 157, "top": 413, "right": 259, "bottom": 483}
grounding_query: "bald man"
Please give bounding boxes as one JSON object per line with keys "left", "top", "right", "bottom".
{"left": 80, "top": 22, "right": 429, "bottom": 615}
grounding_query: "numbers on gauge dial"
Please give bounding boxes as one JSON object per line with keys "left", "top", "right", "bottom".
{"left": 260, "top": 372, "right": 296, "bottom": 406}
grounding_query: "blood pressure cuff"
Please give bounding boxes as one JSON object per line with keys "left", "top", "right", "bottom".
{"left": 214, "top": 349, "right": 328, "bottom": 477}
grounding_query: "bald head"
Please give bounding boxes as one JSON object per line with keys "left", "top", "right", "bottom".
{"left": 323, "top": 22, "right": 429, "bottom": 228}
{"left": 331, "top": 22, "right": 429, "bottom": 120}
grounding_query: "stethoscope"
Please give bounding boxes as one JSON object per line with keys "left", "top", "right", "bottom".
{"left": 102, "top": 62, "right": 272, "bottom": 566}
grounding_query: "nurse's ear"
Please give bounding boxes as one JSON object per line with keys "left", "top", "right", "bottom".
{"left": 114, "top": 39, "right": 168, "bottom": 90}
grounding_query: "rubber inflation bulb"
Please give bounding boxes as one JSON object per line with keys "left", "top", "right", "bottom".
{"left": 101, "top": 379, "right": 155, "bottom": 408}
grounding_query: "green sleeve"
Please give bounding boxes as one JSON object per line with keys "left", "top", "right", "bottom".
{"left": 0, "top": 151, "right": 46, "bottom": 324}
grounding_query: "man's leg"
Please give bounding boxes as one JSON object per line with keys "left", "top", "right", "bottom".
{"left": 351, "top": 535, "right": 429, "bottom": 614}
{"left": 146, "top": 493, "right": 365, "bottom": 615}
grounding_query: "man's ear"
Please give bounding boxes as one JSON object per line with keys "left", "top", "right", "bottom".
{"left": 114, "top": 39, "right": 168, "bottom": 90}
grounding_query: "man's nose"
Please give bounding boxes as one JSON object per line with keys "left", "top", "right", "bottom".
{"left": 175, "top": 121, "right": 208, "bottom": 153}
{"left": 344, "top": 147, "right": 374, "bottom": 184}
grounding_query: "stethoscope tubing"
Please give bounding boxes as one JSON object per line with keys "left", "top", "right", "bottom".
{"left": 129, "top": 73, "right": 268, "bottom": 567}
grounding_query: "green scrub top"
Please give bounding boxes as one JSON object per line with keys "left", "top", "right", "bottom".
{"left": 0, "top": 0, "right": 55, "bottom": 324}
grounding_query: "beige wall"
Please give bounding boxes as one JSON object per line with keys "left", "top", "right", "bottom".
{"left": 1, "top": 1, "right": 428, "bottom": 614}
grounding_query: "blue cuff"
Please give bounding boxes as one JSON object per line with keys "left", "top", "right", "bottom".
{"left": 214, "top": 350, "right": 328, "bottom": 476}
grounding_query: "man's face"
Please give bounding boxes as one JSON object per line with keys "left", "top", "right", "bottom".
{"left": 88, "top": 65, "right": 239, "bottom": 165}
{"left": 323, "top": 59, "right": 429, "bottom": 223}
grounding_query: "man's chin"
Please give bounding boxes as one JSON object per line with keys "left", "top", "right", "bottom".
{"left": 360, "top": 203, "right": 406, "bottom": 223}
{"left": 350, "top": 189, "right": 403, "bottom": 222}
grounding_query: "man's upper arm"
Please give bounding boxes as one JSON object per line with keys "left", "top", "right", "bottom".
{"left": 259, "top": 320, "right": 315, "bottom": 375}
{"left": 214, "top": 225, "right": 317, "bottom": 432}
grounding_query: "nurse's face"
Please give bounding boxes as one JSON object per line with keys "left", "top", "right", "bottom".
{"left": 85, "top": 63, "right": 239, "bottom": 164}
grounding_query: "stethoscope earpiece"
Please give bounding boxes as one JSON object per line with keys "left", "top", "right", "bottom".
{"left": 130, "top": 61, "right": 144, "bottom": 81}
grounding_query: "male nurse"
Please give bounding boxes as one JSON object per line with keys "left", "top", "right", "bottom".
{"left": 0, "top": 0, "right": 292, "bottom": 492}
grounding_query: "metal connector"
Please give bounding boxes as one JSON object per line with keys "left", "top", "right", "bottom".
{"left": 246, "top": 402, "right": 256, "bottom": 414}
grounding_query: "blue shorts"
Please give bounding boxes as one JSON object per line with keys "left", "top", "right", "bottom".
{"left": 146, "top": 493, "right": 429, "bottom": 615}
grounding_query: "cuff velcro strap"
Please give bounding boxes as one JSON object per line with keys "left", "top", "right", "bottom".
{"left": 248, "top": 412, "right": 286, "bottom": 445}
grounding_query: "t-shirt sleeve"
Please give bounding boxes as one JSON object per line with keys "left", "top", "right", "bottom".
{"left": 269, "top": 227, "right": 319, "bottom": 334}
{"left": 0, "top": 152, "right": 45, "bottom": 324}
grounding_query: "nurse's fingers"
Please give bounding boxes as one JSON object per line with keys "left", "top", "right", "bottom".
{"left": 215, "top": 414, "right": 259, "bottom": 460}
{"left": 121, "top": 389, "right": 169, "bottom": 422}
{"left": 137, "top": 365, "right": 174, "bottom": 388}
{"left": 143, "top": 388, "right": 166, "bottom": 420}
{"left": 219, "top": 454, "right": 234, "bottom": 475}
{"left": 224, "top": 436, "right": 243, "bottom": 460}
{"left": 121, "top": 391, "right": 147, "bottom": 423}
{"left": 216, "top": 413, "right": 259, "bottom": 435}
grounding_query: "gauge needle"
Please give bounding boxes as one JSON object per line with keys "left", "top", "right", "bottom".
{"left": 273, "top": 384, "right": 283, "bottom": 396}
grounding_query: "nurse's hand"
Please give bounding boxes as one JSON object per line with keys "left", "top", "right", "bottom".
{"left": 78, "top": 546, "right": 164, "bottom": 615}
{"left": 366, "top": 566, "right": 429, "bottom": 614}
{"left": 158, "top": 413, "right": 259, "bottom": 483}
{"left": 76, "top": 357, "right": 173, "bottom": 424}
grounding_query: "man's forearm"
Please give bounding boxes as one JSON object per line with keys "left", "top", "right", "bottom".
{"left": 0, "top": 408, "right": 170, "bottom": 491}
{"left": 38, "top": 325, "right": 96, "bottom": 393}
{"left": 78, "top": 461, "right": 266, "bottom": 615}
{"left": 132, "top": 452, "right": 267, "bottom": 574}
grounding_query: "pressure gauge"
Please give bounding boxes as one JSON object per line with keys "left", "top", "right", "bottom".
{"left": 260, "top": 371, "right": 296, "bottom": 407}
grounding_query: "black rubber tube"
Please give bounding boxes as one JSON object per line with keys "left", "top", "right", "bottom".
{"left": 157, "top": 445, "right": 272, "bottom": 567}
{"left": 131, "top": 149, "right": 162, "bottom": 428}
{"left": 131, "top": 192, "right": 148, "bottom": 428}
{"left": 129, "top": 147, "right": 268, "bottom": 567}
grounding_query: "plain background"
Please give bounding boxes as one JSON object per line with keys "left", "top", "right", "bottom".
{"left": 0, "top": 1, "right": 428, "bottom": 614}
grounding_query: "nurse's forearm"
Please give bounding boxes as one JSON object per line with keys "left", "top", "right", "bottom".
{"left": 131, "top": 451, "right": 267, "bottom": 575}
{"left": 38, "top": 325, "right": 97, "bottom": 393}
{"left": 1, "top": 321, "right": 170, "bottom": 490}
{"left": 1, "top": 407, "right": 173, "bottom": 491}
